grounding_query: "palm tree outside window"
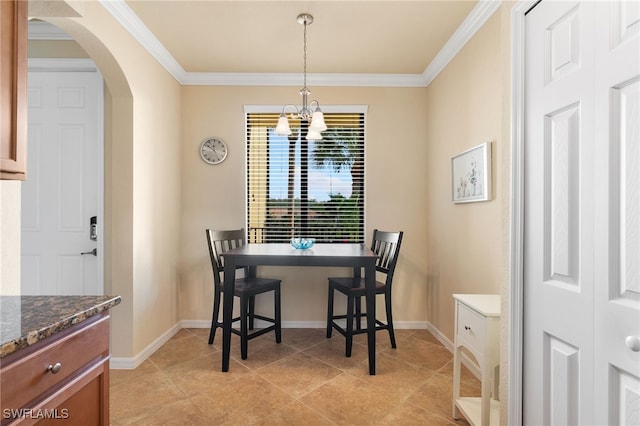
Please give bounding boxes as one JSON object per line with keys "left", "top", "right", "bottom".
{"left": 246, "top": 111, "right": 365, "bottom": 244}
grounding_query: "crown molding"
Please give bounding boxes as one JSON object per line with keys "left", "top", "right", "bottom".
{"left": 299, "top": 73, "right": 427, "bottom": 88}
{"left": 181, "top": 72, "right": 427, "bottom": 87}
{"left": 28, "top": 58, "right": 98, "bottom": 72}
{"left": 28, "top": 20, "right": 73, "bottom": 40}
{"left": 243, "top": 105, "right": 368, "bottom": 114}
{"left": 98, "top": 0, "right": 187, "bottom": 82}
{"left": 422, "top": 0, "right": 501, "bottom": 86}
{"left": 97, "top": 0, "right": 498, "bottom": 88}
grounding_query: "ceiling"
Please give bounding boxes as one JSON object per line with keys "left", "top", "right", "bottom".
{"left": 123, "top": 0, "right": 477, "bottom": 75}
{"left": 33, "top": 1, "right": 500, "bottom": 86}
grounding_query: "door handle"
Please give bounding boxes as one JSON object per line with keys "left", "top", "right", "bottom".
{"left": 625, "top": 336, "right": 640, "bottom": 352}
{"left": 81, "top": 248, "right": 97, "bottom": 256}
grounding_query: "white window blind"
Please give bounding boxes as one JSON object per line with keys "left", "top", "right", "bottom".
{"left": 246, "top": 111, "right": 365, "bottom": 244}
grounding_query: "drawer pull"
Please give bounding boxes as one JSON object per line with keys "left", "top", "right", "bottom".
{"left": 464, "top": 326, "right": 471, "bottom": 331}
{"left": 47, "top": 362, "right": 62, "bottom": 374}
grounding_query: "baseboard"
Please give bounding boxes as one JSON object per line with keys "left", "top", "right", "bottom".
{"left": 426, "top": 321, "right": 481, "bottom": 379}
{"left": 111, "top": 319, "right": 434, "bottom": 369}
{"left": 180, "top": 319, "right": 430, "bottom": 329}
{"left": 182, "top": 319, "right": 330, "bottom": 329}
{"left": 179, "top": 320, "right": 430, "bottom": 330}
{"left": 179, "top": 319, "right": 213, "bottom": 329}
{"left": 110, "top": 322, "right": 181, "bottom": 369}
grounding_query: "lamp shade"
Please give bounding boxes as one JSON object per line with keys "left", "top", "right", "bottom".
{"left": 309, "top": 109, "right": 327, "bottom": 132}
{"left": 306, "top": 128, "right": 323, "bottom": 141}
{"left": 275, "top": 114, "right": 292, "bottom": 135}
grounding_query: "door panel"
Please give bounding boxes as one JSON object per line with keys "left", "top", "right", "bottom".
{"left": 21, "top": 68, "right": 103, "bottom": 296}
{"left": 525, "top": 1, "right": 640, "bottom": 424}
{"left": 594, "top": 1, "right": 640, "bottom": 424}
{"left": 544, "top": 102, "right": 580, "bottom": 288}
{"left": 544, "top": 335, "right": 579, "bottom": 425}
{"left": 525, "top": 1, "right": 595, "bottom": 424}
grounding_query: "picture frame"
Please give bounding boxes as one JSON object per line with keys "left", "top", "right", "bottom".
{"left": 451, "top": 142, "right": 491, "bottom": 203}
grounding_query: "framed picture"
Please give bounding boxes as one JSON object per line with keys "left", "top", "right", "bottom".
{"left": 451, "top": 142, "right": 491, "bottom": 203}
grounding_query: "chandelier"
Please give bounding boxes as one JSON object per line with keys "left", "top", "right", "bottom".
{"left": 274, "top": 13, "right": 327, "bottom": 141}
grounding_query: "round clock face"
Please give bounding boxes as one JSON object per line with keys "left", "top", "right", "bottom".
{"left": 200, "top": 137, "right": 228, "bottom": 165}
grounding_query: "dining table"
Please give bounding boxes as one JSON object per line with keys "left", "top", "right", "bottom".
{"left": 220, "top": 243, "right": 380, "bottom": 375}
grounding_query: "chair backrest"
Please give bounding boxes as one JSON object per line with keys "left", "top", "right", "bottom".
{"left": 205, "top": 228, "right": 246, "bottom": 286}
{"left": 371, "top": 229, "right": 403, "bottom": 287}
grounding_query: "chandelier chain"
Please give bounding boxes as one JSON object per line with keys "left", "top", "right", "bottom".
{"left": 303, "top": 19, "right": 307, "bottom": 90}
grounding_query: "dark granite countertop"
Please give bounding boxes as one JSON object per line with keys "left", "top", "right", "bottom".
{"left": 0, "top": 295, "right": 121, "bottom": 358}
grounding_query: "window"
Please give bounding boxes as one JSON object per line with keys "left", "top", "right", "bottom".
{"left": 246, "top": 109, "right": 365, "bottom": 244}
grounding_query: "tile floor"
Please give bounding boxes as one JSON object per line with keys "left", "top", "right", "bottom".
{"left": 110, "top": 328, "right": 480, "bottom": 425}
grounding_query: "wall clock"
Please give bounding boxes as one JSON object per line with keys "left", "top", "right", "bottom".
{"left": 200, "top": 137, "right": 228, "bottom": 165}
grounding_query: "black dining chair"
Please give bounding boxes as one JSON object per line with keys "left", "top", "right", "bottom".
{"left": 205, "top": 228, "right": 282, "bottom": 359}
{"left": 326, "top": 229, "right": 403, "bottom": 357}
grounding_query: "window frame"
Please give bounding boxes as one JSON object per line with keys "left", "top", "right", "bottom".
{"left": 244, "top": 105, "right": 368, "bottom": 244}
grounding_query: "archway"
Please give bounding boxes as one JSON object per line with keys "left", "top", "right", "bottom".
{"left": 29, "top": 13, "right": 136, "bottom": 358}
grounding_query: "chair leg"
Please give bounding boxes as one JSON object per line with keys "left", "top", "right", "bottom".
{"left": 345, "top": 293, "right": 355, "bottom": 357}
{"left": 248, "top": 295, "right": 256, "bottom": 330}
{"left": 326, "top": 283, "right": 335, "bottom": 338}
{"left": 386, "top": 291, "right": 397, "bottom": 349}
{"left": 209, "top": 288, "right": 221, "bottom": 344}
{"left": 275, "top": 286, "right": 282, "bottom": 343}
{"left": 355, "top": 296, "right": 362, "bottom": 331}
{"left": 240, "top": 295, "right": 249, "bottom": 360}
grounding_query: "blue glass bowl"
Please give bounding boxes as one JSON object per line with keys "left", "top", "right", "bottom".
{"left": 290, "top": 238, "right": 315, "bottom": 249}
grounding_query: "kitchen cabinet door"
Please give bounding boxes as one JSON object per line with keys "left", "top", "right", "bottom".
{"left": 0, "top": 0, "right": 27, "bottom": 180}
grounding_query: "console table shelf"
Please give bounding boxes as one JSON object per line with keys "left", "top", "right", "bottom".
{"left": 452, "top": 294, "right": 501, "bottom": 426}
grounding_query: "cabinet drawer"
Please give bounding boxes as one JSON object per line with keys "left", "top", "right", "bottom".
{"left": 0, "top": 315, "right": 109, "bottom": 413}
{"left": 456, "top": 303, "right": 486, "bottom": 357}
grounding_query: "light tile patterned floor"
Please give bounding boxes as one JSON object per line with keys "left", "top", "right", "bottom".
{"left": 110, "top": 328, "right": 480, "bottom": 425}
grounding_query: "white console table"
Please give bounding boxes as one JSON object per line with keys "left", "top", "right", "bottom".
{"left": 452, "top": 294, "right": 501, "bottom": 426}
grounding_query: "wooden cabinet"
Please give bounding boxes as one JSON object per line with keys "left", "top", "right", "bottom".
{"left": 0, "top": 313, "right": 111, "bottom": 425}
{"left": 452, "top": 294, "right": 500, "bottom": 426}
{"left": 0, "top": 0, "right": 28, "bottom": 180}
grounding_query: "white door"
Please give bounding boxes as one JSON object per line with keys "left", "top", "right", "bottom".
{"left": 593, "top": 1, "right": 640, "bottom": 424}
{"left": 21, "top": 62, "right": 104, "bottom": 295}
{"left": 524, "top": 1, "right": 639, "bottom": 425}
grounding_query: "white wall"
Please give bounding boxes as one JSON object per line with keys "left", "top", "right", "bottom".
{"left": 0, "top": 182, "right": 21, "bottom": 295}
{"left": 179, "top": 86, "right": 430, "bottom": 326}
